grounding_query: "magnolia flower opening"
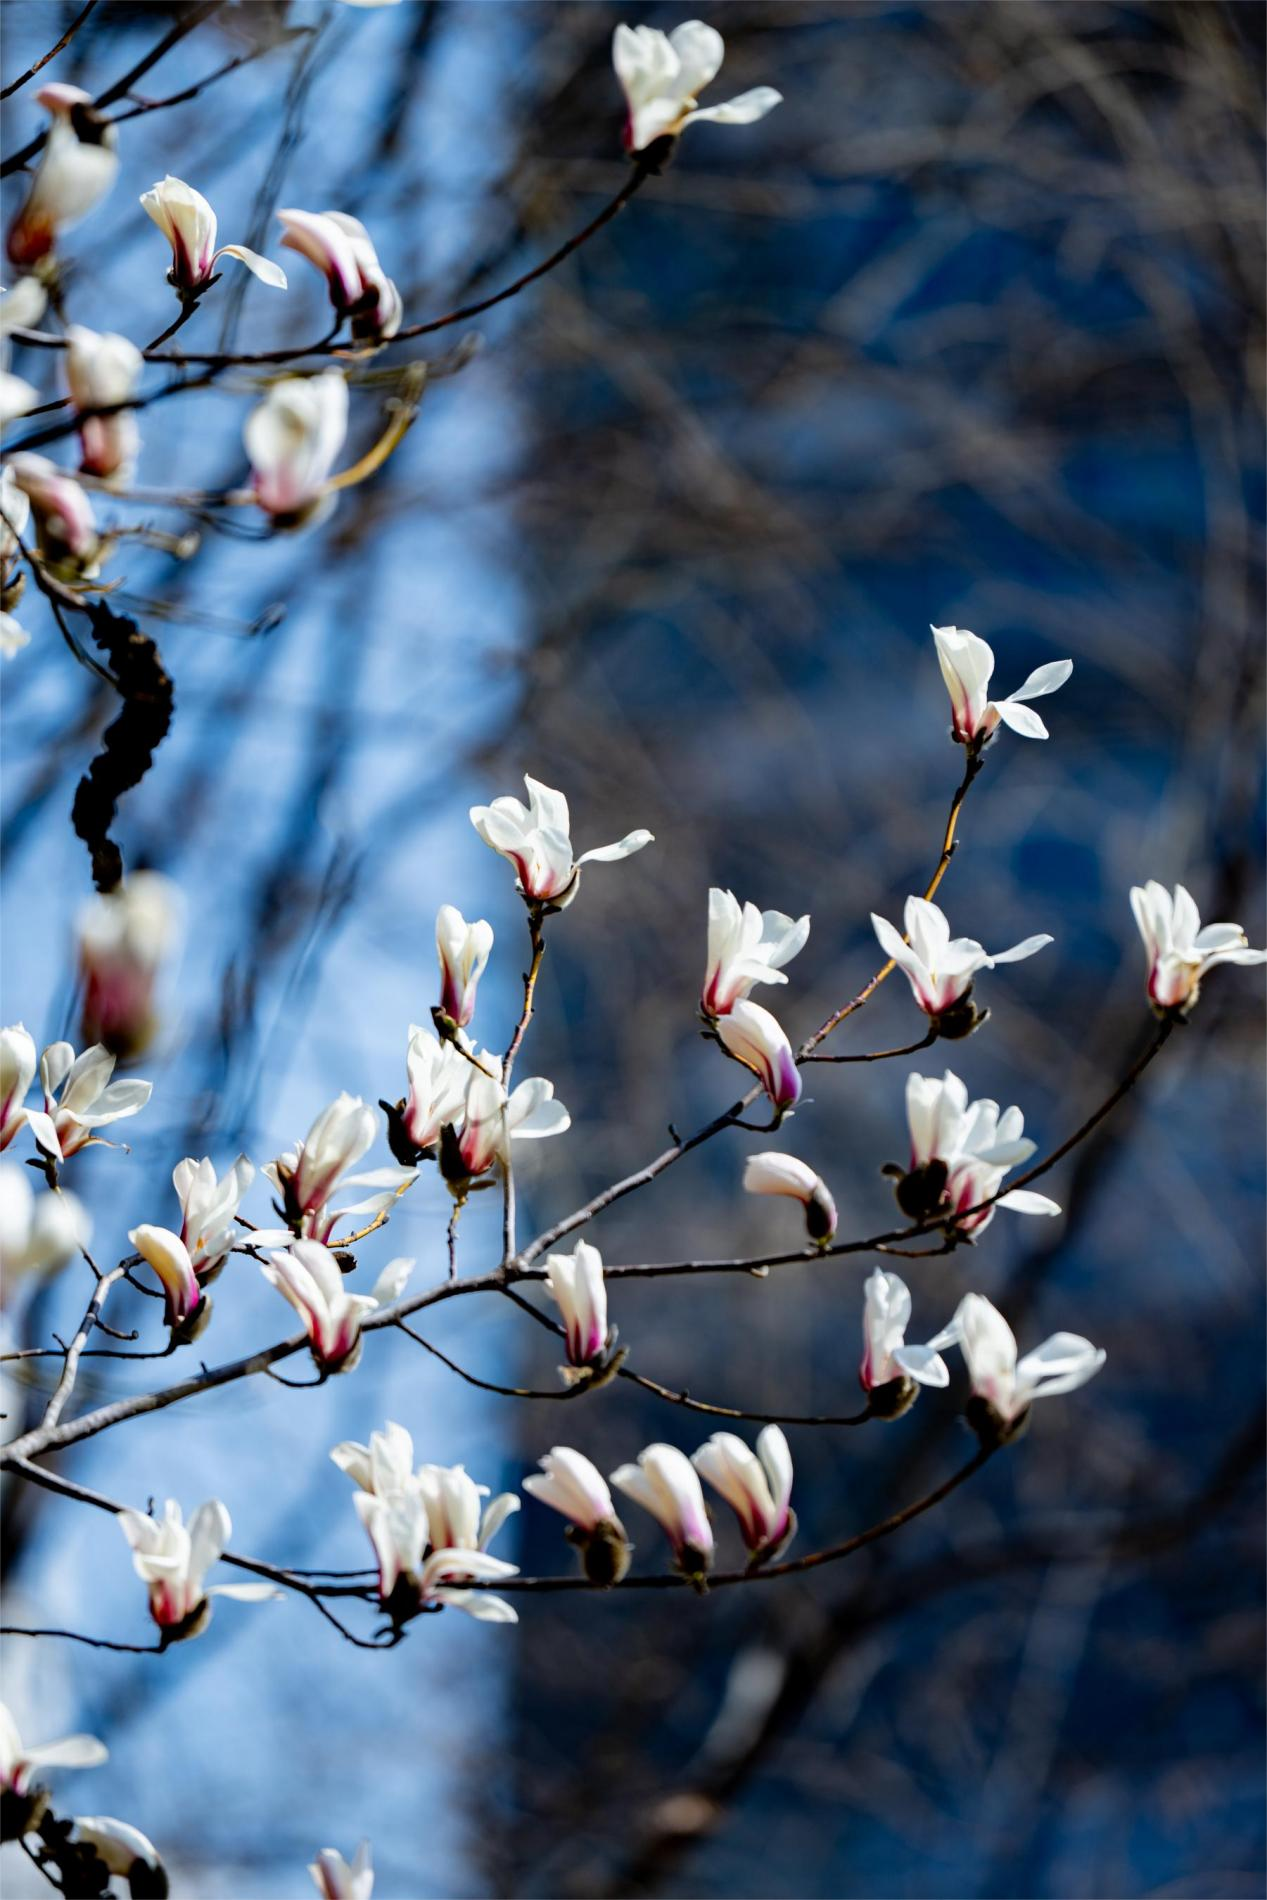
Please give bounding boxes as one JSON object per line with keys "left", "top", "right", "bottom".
{"left": 470, "top": 775, "right": 652, "bottom": 907}
{"left": 933, "top": 626, "right": 1072, "bottom": 746}
{"left": 1130, "top": 880, "right": 1266, "bottom": 1016}
{"left": 872, "top": 895, "right": 1051, "bottom": 1032}
{"left": 141, "top": 175, "right": 287, "bottom": 297}
{"left": 702, "top": 888, "right": 810, "bottom": 1018}
{"left": 613, "top": 21, "right": 782, "bottom": 154}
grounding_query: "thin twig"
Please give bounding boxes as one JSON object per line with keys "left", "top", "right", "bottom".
{"left": 0, "top": 1623, "right": 161, "bottom": 1653}
{"left": 0, "top": 0, "right": 97, "bottom": 101}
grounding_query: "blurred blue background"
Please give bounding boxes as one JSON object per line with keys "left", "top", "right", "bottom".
{"left": 1, "top": 3, "right": 1263, "bottom": 1896}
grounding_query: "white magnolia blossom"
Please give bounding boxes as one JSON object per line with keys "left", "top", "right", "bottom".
{"left": 76, "top": 868, "right": 182, "bottom": 1056}
{"left": 1130, "top": 880, "right": 1266, "bottom": 1016}
{"left": 456, "top": 1052, "right": 570, "bottom": 1177}
{"left": 523, "top": 1446, "right": 623, "bottom": 1535}
{"left": 715, "top": 998, "right": 802, "bottom": 1112}
{"left": 6, "top": 85, "right": 118, "bottom": 269}
{"left": 543, "top": 1239, "right": 610, "bottom": 1381}
{"left": 904, "top": 1069, "right": 1060, "bottom": 1233}
{"left": 398, "top": 1024, "right": 468, "bottom": 1153}
{"left": 117, "top": 1498, "right": 279, "bottom": 1634}
{"left": 742, "top": 1151, "right": 836, "bottom": 1243}
{"left": 435, "top": 905, "right": 493, "bottom": 1030}
{"left": 613, "top": 21, "right": 782, "bottom": 155}
{"left": 310, "top": 1841, "right": 374, "bottom": 1900}
{"left": 692, "top": 1425, "right": 793, "bottom": 1558}
{"left": 932, "top": 1292, "right": 1106, "bottom": 1425}
{"left": 1, "top": 459, "right": 31, "bottom": 557}
{"left": 859, "top": 1268, "right": 950, "bottom": 1393}
{"left": 0, "top": 369, "right": 37, "bottom": 423}
{"left": 0, "top": 1163, "right": 90, "bottom": 1280}
{"left": 127, "top": 1223, "right": 203, "bottom": 1328}
{"left": 266, "top": 1091, "right": 408, "bottom": 1242}
{"left": 702, "top": 888, "right": 810, "bottom": 1017}
{"left": 330, "top": 1419, "right": 418, "bottom": 1497}
{"left": 416, "top": 1461, "right": 520, "bottom": 1556}
{"left": 0, "top": 275, "right": 48, "bottom": 335}
{"left": 260, "top": 1240, "right": 412, "bottom": 1373}
{"left": 8, "top": 452, "right": 100, "bottom": 574}
{"left": 872, "top": 895, "right": 1050, "bottom": 1020}
{"left": 354, "top": 1484, "right": 520, "bottom": 1622}
{"left": 65, "top": 1817, "right": 165, "bottom": 1889}
{"left": 141, "top": 174, "right": 287, "bottom": 296}
{"left": 0, "top": 1701, "right": 107, "bottom": 1795}
{"left": 277, "top": 209, "right": 402, "bottom": 340}
{"left": 39, "top": 1039, "right": 152, "bottom": 1160}
{"left": 173, "top": 1154, "right": 254, "bottom": 1276}
{"left": 933, "top": 626, "right": 1072, "bottom": 746}
{"left": 63, "top": 325, "right": 143, "bottom": 486}
{"left": 245, "top": 370, "right": 349, "bottom": 525}
{"left": 1, "top": 1022, "right": 39, "bottom": 1150}
{"left": 0, "top": 610, "right": 29, "bottom": 658}
{"left": 611, "top": 1442, "right": 715, "bottom": 1572}
{"left": 470, "top": 774, "right": 652, "bottom": 907}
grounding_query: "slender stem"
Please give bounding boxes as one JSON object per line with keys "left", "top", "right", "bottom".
{"left": 144, "top": 300, "right": 200, "bottom": 353}
{"left": 617, "top": 1366, "right": 873, "bottom": 1428}
{"left": 803, "top": 1026, "right": 937, "bottom": 1064}
{"left": 446, "top": 1199, "right": 464, "bottom": 1282}
{"left": 0, "top": 0, "right": 97, "bottom": 101}
{"left": 1, "top": 0, "right": 227, "bottom": 175}
{"left": 38, "top": 1265, "right": 126, "bottom": 1431}
{"left": 799, "top": 749, "right": 983, "bottom": 1057}
{"left": 501, "top": 909, "right": 547, "bottom": 1260}
{"left": 394, "top": 1318, "right": 584, "bottom": 1400}
{"left": 0, "top": 1624, "right": 161, "bottom": 1653}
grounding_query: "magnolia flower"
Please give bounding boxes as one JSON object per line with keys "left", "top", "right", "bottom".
{"left": 1, "top": 460, "right": 31, "bottom": 561}
{"left": 141, "top": 175, "right": 287, "bottom": 298}
{"left": 742, "top": 1151, "right": 836, "bottom": 1243}
{"left": 897, "top": 1070, "right": 1059, "bottom": 1232}
{"left": 310, "top": 1841, "right": 374, "bottom": 1900}
{"left": 0, "top": 1022, "right": 37, "bottom": 1150}
{"left": 435, "top": 905, "right": 493, "bottom": 1031}
{"left": 173, "top": 1155, "right": 254, "bottom": 1277}
{"left": 117, "top": 1498, "right": 279, "bottom": 1636}
{"left": 525, "top": 1447, "right": 632, "bottom": 1587}
{"left": 277, "top": 209, "right": 402, "bottom": 340}
{"left": 470, "top": 775, "right": 652, "bottom": 908}
{"left": 0, "top": 369, "right": 37, "bottom": 423}
{"left": 859, "top": 1268, "right": 950, "bottom": 1399}
{"left": 64, "top": 325, "right": 143, "bottom": 485}
{"left": 266, "top": 1091, "right": 407, "bottom": 1241}
{"left": 7, "top": 85, "right": 118, "bottom": 268}
{"left": 702, "top": 889, "right": 810, "bottom": 1018}
{"left": 715, "top": 999, "right": 802, "bottom": 1112}
{"left": 388, "top": 1024, "right": 468, "bottom": 1160}
{"left": 935, "top": 1292, "right": 1106, "bottom": 1431}
{"left": 0, "top": 275, "right": 48, "bottom": 335}
{"left": 692, "top": 1425, "right": 793, "bottom": 1561}
{"left": 416, "top": 1462, "right": 520, "bottom": 1557}
{"left": 330, "top": 1419, "right": 417, "bottom": 1497}
{"left": 0, "top": 1165, "right": 90, "bottom": 1281}
{"left": 40, "top": 1040, "right": 152, "bottom": 1160}
{"left": 260, "top": 1240, "right": 412, "bottom": 1373}
{"left": 523, "top": 1446, "right": 623, "bottom": 1535}
{"left": 455, "top": 1053, "right": 570, "bottom": 1178}
{"left": 543, "top": 1239, "right": 611, "bottom": 1382}
{"left": 933, "top": 626, "right": 1072, "bottom": 746}
{"left": 354, "top": 1486, "right": 520, "bottom": 1622}
{"left": 1130, "top": 880, "right": 1266, "bottom": 1016}
{"left": 128, "top": 1224, "right": 202, "bottom": 1329}
{"left": 64, "top": 1817, "right": 165, "bottom": 1892}
{"left": 872, "top": 896, "right": 1051, "bottom": 1030}
{"left": 76, "top": 869, "right": 182, "bottom": 1056}
{"left": 8, "top": 453, "right": 100, "bottom": 576}
{"left": 244, "top": 370, "right": 348, "bottom": 526}
{"left": 611, "top": 1442, "right": 714, "bottom": 1576}
{"left": 0, "top": 1702, "right": 107, "bottom": 1796}
{"left": 613, "top": 21, "right": 782, "bottom": 155}
{"left": 0, "top": 611, "right": 29, "bottom": 658}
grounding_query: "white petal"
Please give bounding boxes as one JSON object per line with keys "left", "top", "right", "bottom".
{"left": 993, "top": 699, "right": 1050, "bottom": 740}
{"left": 214, "top": 244, "right": 288, "bottom": 288}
